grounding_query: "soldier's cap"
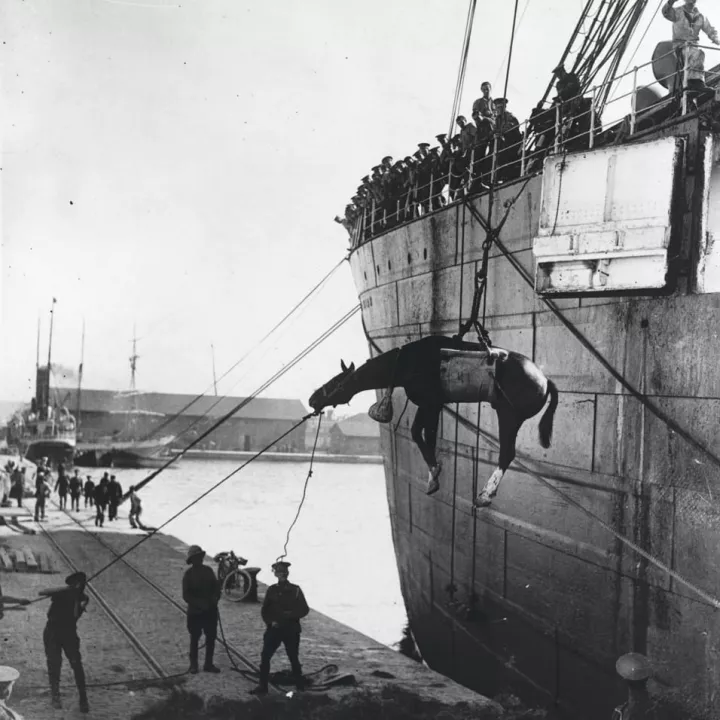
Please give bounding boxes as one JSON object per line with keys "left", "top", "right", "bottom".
{"left": 381, "top": 155, "right": 393, "bottom": 164}
{"left": 0, "top": 667, "right": 19, "bottom": 684}
{"left": 186, "top": 545, "right": 206, "bottom": 564}
{"left": 435, "top": 133, "right": 447, "bottom": 142}
{"left": 361, "top": 175, "right": 370, "bottom": 183}
{"left": 371, "top": 165, "right": 381, "bottom": 172}
{"left": 493, "top": 97, "right": 508, "bottom": 105}
{"left": 413, "top": 150, "right": 424, "bottom": 160}
{"left": 272, "top": 560, "right": 291, "bottom": 571}
{"left": 404, "top": 156, "right": 413, "bottom": 163}
{"left": 615, "top": 653, "right": 652, "bottom": 682}
{"left": 418, "top": 142, "right": 431, "bottom": 150}
{"left": 65, "top": 571, "right": 87, "bottom": 586}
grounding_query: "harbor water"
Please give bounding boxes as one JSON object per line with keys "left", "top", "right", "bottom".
{"left": 95, "top": 458, "right": 408, "bottom": 647}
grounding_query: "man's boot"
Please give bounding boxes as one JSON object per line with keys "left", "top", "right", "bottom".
{"left": 189, "top": 637, "right": 199, "bottom": 674}
{"left": 50, "top": 683, "right": 61, "bottom": 709}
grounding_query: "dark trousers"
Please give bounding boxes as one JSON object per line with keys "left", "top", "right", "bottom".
{"left": 70, "top": 493, "right": 81, "bottom": 511}
{"left": 95, "top": 503, "right": 105, "bottom": 527}
{"left": 129, "top": 508, "right": 141, "bottom": 528}
{"left": 43, "top": 624, "right": 87, "bottom": 700}
{"left": 187, "top": 608, "right": 217, "bottom": 669}
{"left": 58, "top": 492, "right": 67, "bottom": 509}
{"left": 259, "top": 625, "right": 302, "bottom": 688}
{"left": 84, "top": 494, "right": 94, "bottom": 508}
{"left": 108, "top": 501, "right": 118, "bottom": 521}
{"left": 35, "top": 495, "right": 46, "bottom": 521}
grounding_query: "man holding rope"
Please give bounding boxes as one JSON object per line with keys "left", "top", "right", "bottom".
{"left": 250, "top": 560, "right": 309, "bottom": 695}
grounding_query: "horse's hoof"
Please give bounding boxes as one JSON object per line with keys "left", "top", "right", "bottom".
{"left": 426, "top": 478, "right": 440, "bottom": 496}
{"left": 474, "top": 494, "right": 492, "bottom": 508}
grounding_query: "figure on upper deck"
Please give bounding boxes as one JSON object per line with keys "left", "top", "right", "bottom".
{"left": 493, "top": 98, "right": 522, "bottom": 182}
{"left": 662, "top": 0, "right": 719, "bottom": 107}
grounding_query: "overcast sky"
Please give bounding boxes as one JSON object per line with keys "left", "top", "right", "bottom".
{"left": 0, "top": 0, "right": 673, "bottom": 411}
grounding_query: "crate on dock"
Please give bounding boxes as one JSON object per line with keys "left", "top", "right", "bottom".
{"left": 0, "top": 548, "right": 13, "bottom": 572}
{"left": 36, "top": 552, "right": 59, "bottom": 574}
{"left": 13, "top": 550, "right": 26, "bottom": 572}
{"left": 22, "top": 547, "right": 38, "bottom": 573}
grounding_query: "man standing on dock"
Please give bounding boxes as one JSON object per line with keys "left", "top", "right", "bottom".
{"left": 93, "top": 476, "right": 108, "bottom": 527}
{"left": 250, "top": 560, "right": 309, "bottom": 695}
{"left": 83, "top": 476, "right": 94, "bottom": 508}
{"left": 34, "top": 460, "right": 51, "bottom": 522}
{"left": 182, "top": 545, "right": 221, "bottom": 674}
{"left": 107, "top": 475, "right": 120, "bottom": 522}
{"left": 54, "top": 464, "right": 69, "bottom": 510}
{"left": 69, "top": 470, "right": 82, "bottom": 512}
{"left": 39, "top": 571, "right": 90, "bottom": 713}
{"left": 128, "top": 486, "right": 142, "bottom": 529}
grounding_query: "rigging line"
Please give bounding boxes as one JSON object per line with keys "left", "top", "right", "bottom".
{"left": 501, "top": 0, "right": 522, "bottom": 106}
{"left": 464, "top": 198, "right": 720, "bottom": 478}
{"left": 444, "top": 406, "right": 720, "bottom": 611}
{"left": 447, "top": 0, "right": 478, "bottom": 141}
{"left": 277, "top": 414, "right": 323, "bottom": 563}
{"left": 139, "top": 255, "right": 347, "bottom": 442}
{"left": 492, "top": 0, "right": 532, "bottom": 89}
{"left": 126, "top": 304, "right": 361, "bottom": 497}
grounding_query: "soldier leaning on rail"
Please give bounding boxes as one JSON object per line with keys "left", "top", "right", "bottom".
{"left": 250, "top": 560, "right": 309, "bottom": 695}
{"left": 39, "top": 571, "right": 90, "bottom": 713}
{"left": 182, "top": 544, "right": 221, "bottom": 674}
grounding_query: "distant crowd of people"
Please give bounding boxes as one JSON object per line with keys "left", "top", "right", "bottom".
{"left": 335, "top": 72, "right": 599, "bottom": 242}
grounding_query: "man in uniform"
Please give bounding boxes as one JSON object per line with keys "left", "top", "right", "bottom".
{"left": 83, "top": 475, "right": 94, "bottom": 508}
{"left": 34, "top": 460, "right": 51, "bottom": 522}
{"left": 39, "top": 571, "right": 90, "bottom": 713}
{"left": 663, "top": 0, "right": 719, "bottom": 106}
{"left": 69, "top": 469, "right": 82, "bottom": 512}
{"left": 107, "top": 475, "right": 119, "bottom": 521}
{"left": 493, "top": 98, "right": 522, "bottom": 182}
{"left": 250, "top": 560, "right": 309, "bottom": 695}
{"left": 54, "top": 464, "right": 68, "bottom": 510}
{"left": 182, "top": 545, "right": 221, "bottom": 674}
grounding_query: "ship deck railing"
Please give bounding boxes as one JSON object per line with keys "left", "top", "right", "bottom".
{"left": 349, "top": 42, "right": 720, "bottom": 249}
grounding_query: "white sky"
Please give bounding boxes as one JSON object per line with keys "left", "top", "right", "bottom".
{"left": 0, "top": 0, "right": 679, "bottom": 410}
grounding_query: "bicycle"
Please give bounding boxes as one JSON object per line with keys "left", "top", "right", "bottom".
{"left": 213, "top": 551, "right": 252, "bottom": 603}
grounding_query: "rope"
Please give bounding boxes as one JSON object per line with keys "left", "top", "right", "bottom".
{"left": 447, "top": 0, "right": 478, "bottom": 141}
{"left": 444, "top": 406, "right": 720, "bottom": 611}
{"left": 276, "top": 414, "right": 323, "bottom": 563}
{"left": 126, "top": 304, "right": 360, "bottom": 499}
{"left": 501, "top": 0, "right": 521, "bottom": 105}
{"left": 140, "top": 256, "right": 348, "bottom": 444}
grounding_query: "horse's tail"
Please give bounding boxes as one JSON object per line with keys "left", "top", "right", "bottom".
{"left": 538, "top": 379, "right": 558, "bottom": 449}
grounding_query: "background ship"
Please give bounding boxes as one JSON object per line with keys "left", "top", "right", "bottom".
{"left": 345, "top": 2, "right": 720, "bottom": 719}
{"left": 73, "top": 335, "right": 175, "bottom": 469}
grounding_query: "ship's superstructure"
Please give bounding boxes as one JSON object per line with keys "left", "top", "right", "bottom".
{"left": 341, "top": 6, "right": 720, "bottom": 718}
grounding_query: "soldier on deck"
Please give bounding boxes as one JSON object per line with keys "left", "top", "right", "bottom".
{"left": 39, "top": 571, "right": 90, "bottom": 713}
{"left": 663, "top": 0, "right": 719, "bottom": 107}
{"left": 182, "top": 545, "right": 221, "bottom": 674}
{"left": 493, "top": 98, "right": 522, "bottom": 182}
{"left": 250, "top": 560, "right": 309, "bottom": 695}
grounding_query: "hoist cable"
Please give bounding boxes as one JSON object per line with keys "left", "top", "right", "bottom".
{"left": 447, "top": 0, "right": 478, "bottom": 141}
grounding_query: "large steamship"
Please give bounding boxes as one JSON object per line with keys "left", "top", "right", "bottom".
{"left": 343, "top": 2, "right": 720, "bottom": 719}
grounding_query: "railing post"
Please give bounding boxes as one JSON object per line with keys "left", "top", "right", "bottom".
{"left": 682, "top": 44, "right": 689, "bottom": 115}
{"left": 589, "top": 87, "right": 596, "bottom": 149}
{"left": 371, "top": 198, "right": 376, "bottom": 233}
{"left": 467, "top": 148, "right": 475, "bottom": 193}
{"left": 447, "top": 159, "right": 453, "bottom": 202}
{"left": 630, "top": 67, "right": 638, "bottom": 135}
{"left": 491, "top": 135, "right": 499, "bottom": 184}
{"left": 363, "top": 202, "right": 368, "bottom": 241}
{"left": 429, "top": 173, "right": 434, "bottom": 211}
{"left": 520, "top": 126, "right": 527, "bottom": 175}
{"left": 554, "top": 103, "right": 561, "bottom": 153}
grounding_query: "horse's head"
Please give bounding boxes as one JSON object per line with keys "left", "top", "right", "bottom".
{"left": 309, "top": 360, "right": 356, "bottom": 411}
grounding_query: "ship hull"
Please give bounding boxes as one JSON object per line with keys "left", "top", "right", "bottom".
{"left": 74, "top": 436, "right": 175, "bottom": 469}
{"left": 350, "top": 119, "right": 720, "bottom": 719}
{"left": 22, "top": 438, "right": 75, "bottom": 468}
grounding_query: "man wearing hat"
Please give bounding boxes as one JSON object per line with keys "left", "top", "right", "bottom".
{"left": 34, "top": 460, "right": 51, "bottom": 522}
{"left": 182, "top": 545, "right": 221, "bottom": 674}
{"left": 492, "top": 98, "right": 522, "bottom": 182}
{"left": 250, "top": 560, "right": 309, "bottom": 695}
{"left": 0, "top": 666, "right": 23, "bottom": 720}
{"left": 39, "top": 571, "right": 90, "bottom": 712}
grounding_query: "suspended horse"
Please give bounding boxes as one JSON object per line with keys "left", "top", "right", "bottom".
{"left": 308, "top": 335, "right": 558, "bottom": 507}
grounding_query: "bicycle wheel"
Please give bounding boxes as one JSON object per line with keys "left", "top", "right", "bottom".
{"left": 222, "top": 568, "right": 251, "bottom": 602}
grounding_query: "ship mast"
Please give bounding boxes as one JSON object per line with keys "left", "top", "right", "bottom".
{"left": 211, "top": 343, "right": 218, "bottom": 397}
{"left": 128, "top": 327, "right": 140, "bottom": 436}
{"left": 76, "top": 319, "right": 85, "bottom": 431}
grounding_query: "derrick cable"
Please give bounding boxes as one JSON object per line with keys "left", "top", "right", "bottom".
{"left": 276, "top": 414, "right": 323, "bottom": 563}
{"left": 447, "top": 0, "right": 478, "bottom": 142}
{"left": 501, "top": 0, "right": 521, "bottom": 106}
{"left": 462, "top": 198, "right": 720, "bottom": 483}
{"left": 443, "top": 406, "right": 720, "bottom": 611}
{"left": 492, "top": 0, "right": 532, "bottom": 89}
{"left": 140, "top": 256, "right": 348, "bottom": 443}
{"left": 126, "top": 304, "right": 361, "bottom": 498}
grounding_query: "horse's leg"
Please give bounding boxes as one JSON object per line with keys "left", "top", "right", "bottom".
{"left": 411, "top": 406, "right": 442, "bottom": 496}
{"left": 476, "top": 409, "right": 520, "bottom": 507}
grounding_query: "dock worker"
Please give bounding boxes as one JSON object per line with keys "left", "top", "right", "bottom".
{"left": 0, "top": 667, "right": 23, "bottom": 720}
{"left": 69, "top": 470, "right": 82, "bottom": 512}
{"left": 34, "top": 461, "right": 51, "bottom": 522}
{"left": 662, "top": 0, "right": 719, "bottom": 106}
{"left": 39, "top": 571, "right": 90, "bottom": 713}
{"left": 128, "top": 486, "right": 142, "bottom": 529}
{"left": 83, "top": 476, "right": 94, "bottom": 508}
{"left": 250, "top": 560, "right": 309, "bottom": 696}
{"left": 10, "top": 467, "right": 23, "bottom": 509}
{"left": 107, "top": 475, "right": 121, "bottom": 522}
{"left": 182, "top": 545, "right": 221, "bottom": 674}
{"left": 93, "top": 476, "right": 108, "bottom": 527}
{"left": 54, "top": 464, "right": 68, "bottom": 510}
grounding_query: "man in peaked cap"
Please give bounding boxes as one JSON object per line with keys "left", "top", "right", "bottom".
{"left": 250, "top": 560, "right": 309, "bottom": 695}
{"left": 182, "top": 545, "right": 221, "bottom": 674}
{"left": 611, "top": 653, "right": 657, "bottom": 720}
{"left": 39, "top": 571, "right": 90, "bottom": 712}
{"left": 0, "top": 666, "right": 22, "bottom": 720}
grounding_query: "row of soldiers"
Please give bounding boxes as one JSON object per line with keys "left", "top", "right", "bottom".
{"left": 336, "top": 74, "right": 600, "bottom": 243}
